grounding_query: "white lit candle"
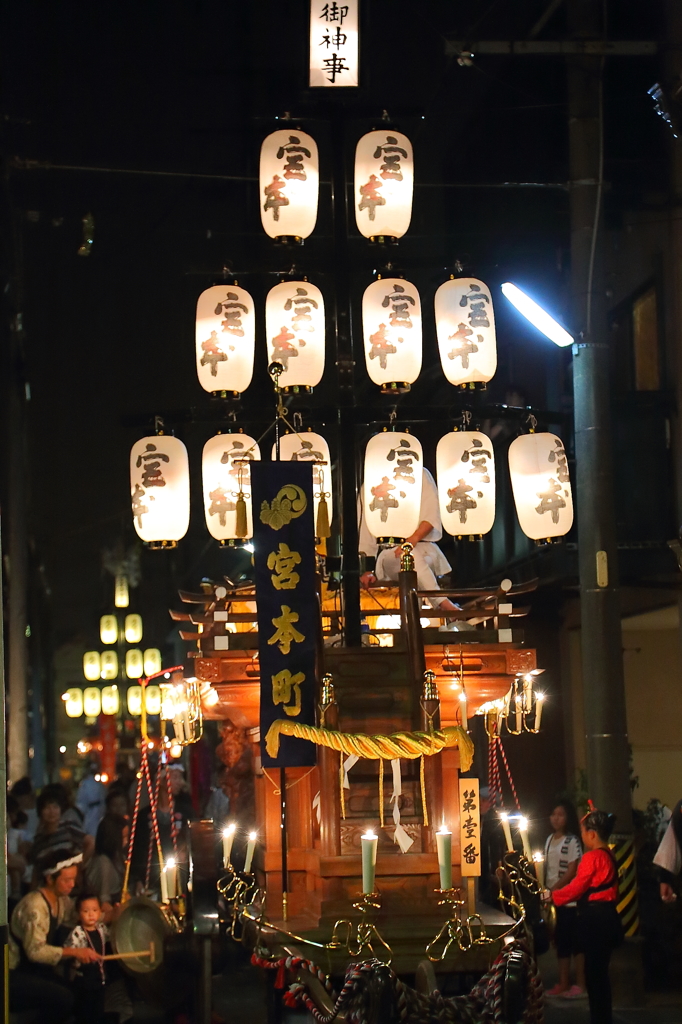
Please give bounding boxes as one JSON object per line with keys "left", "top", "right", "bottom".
{"left": 436, "top": 826, "right": 452, "bottom": 890}
{"left": 523, "top": 674, "right": 533, "bottom": 711}
{"left": 534, "top": 693, "right": 545, "bottom": 730}
{"left": 515, "top": 694, "right": 523, "bottom": 732}
{"left": 361, "top": 829, "right": 378, "bottom": 894}
{"left": 517, "top": 816, "right": 532, "bottom": 861}
{"left": 533, "top": 851, "right": 545, "bottom": 888}
{"left": 244, "top": 830, "right": 258, "bottom": 874}
{"left": 459, "top": 690, "right": 468, "bottom": 731}
{"left": 160, "top": 863, "right": 169, "bottom": 903}
{"left": 165, "top": 857, "right": 179, "bottom": 899}
{"left": 223, "top": 823, "right": 236, "bottom": 868}
{"left": 499, "top": 812, "right": 514, "bottom": 852}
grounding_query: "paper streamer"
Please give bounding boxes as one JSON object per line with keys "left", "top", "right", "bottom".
{"left": 312, "top": 791, "right": 321, "bottom": 826}
{"left": 390, "top": 758, "right": 414, "bottom": 853}
{"left": 343, "top": 754, "right": 359, "bottom": 789}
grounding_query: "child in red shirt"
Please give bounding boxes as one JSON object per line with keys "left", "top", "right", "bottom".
{"left": 544, "top": 808, "right": 623, "bottom": 1024}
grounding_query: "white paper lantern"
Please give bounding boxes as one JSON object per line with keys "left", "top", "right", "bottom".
{"left": 146, "top": 685, "right": 162, "bottom": 716}
{"left": 126, "top": 649, "right": 144, "bottom": 679}
{"left": 100, "top": 614, "right": 118, "bottom": 645}
{"left": 127, "top": 686, "right": 142, "bottom": 717}
{"left": 362, "top": 278, "right": 422, "bottom": 392}
{"left": 508, "top": 433, "right": 574, "bottom": 540}
{"left": 100, "top": 651, "right": 118, "bottom": 681}
{"left": 195, "top": 285, "right": 255, "bottom": 396}
{"left": 83, "top": 652, "right": 101, "bottom": 682}
{"left": 260, "top": 130, "right": 319, "bottom": 241}
{"left": 63, "top": 688, "right": 83, "bottom": 718}
{"left": 355, "top": 130, "right": 413, "bottom": 240}
{"left": 101, "top": 685, "right": 119, "bottom": 716}
{"left": 272, "top": 431, "right": 333, "bottom": 535}
{"left": 83, "top": 687, "right": 102, "bottom": 717}
{"left": 436, "top": 431, "right": 496, "bottom": 537}
{"left": 130, "top": 436, "right": 190, "bottom": 548}
{"left": 144, "top": 649, "right": 162, "bottom": 676}
{"left": 114, "top": 575, "right": 129, "bottom": 608}
{"left": 265, "top": 281, "right": 325, "bottom": 390}
{"left": 203, "top": 433, "right": 261, "bottom": 543}
{"left": 435, "top": 277, "right": 498, "bottom": 386}
{"left": 363, "top": 431, "right": 423, "bottom": 540}
{"left": 124, "top": 614, "right": 143, "bottom": 644}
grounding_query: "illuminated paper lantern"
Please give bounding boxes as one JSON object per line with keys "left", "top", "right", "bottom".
{"left": 126, "top": 649, "right": 144, "bottom": 679}
{"left": 83, "top": 652, "right": 101, "bottom": 682}
{"left": 100, "top": 651, "right": 118, "bottom": 680}
{"left": 260, "top": 130, "right": 319, "bottom": 241}
{"left": 130, "top": 435, "right": 190, "bottom": 548}
{"left": 363, "top": 431, "right": 423, "bottom": 540}
{"left": 124, "top": 614, "right": 143, "bottom": 644}
{"left": 146, "top": 685, "right": 162, "bottom": 716}
{"left": 508, "top": 433, "right": 574, "bottom": 540}
{"left": 362, "top": 278, "right": 422, "bottom": 392}
{"left": 63, "top": 688, "right": 83, "bottom": 718}
{"left": 127, "top": 686, "right": 142, "bottom": 717}
{"left": 114, "top": 575, "right": 129, "bottom": 608}
{"left": 354, "top": 130, "right": 413, "bottom": 241}
{"left": 144, "top": 648, "right": 162, "bottom": 676}
{"left": 101, "top": 685, "right": 119, "bottom": 716}
{"left": 265, "top": 281, "right": 325, "bottom": 391}
{"left": 83, "top": 687, "right": 102, "bottom": 717}
{"left": 202, "top": 433, "right": 261, "bottom": 543}
{"left": 160, "top": 685, "right": 174, "bottom": 721}
{"left": 195, "top": 285, "right": 255, "bottom": 396}
{"left": 272, "top": 431, "right": 333, "bottom": 536}
{"left": 436, "top": 431, "right": 496, "bottom": 537}
{"left": 435, "top": 277, "right": 498, "bottom": 386}
{"left": 100, "top": 614, "right": 118, "bottom": 645}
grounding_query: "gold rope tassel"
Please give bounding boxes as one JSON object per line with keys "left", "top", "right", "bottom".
{"left": 235, "top": 492, "right": 248, "bottom": 539}
{"left": 265, "top": 720, "right": 474, "bottom": 771}
{"left": 316, "top": 494, "right": 331, "bottom": 540}
{"left": 379, "top": 759, "right": 385, "bottom": 827}
{"left": 340, "top": 753, "right": 346, "bottom": 820}
{"left": 420, "top": 755, "right": 429, "bottom": 827}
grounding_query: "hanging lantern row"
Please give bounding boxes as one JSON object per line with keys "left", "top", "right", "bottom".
{"left": 196, "top": 276, "right": 497, "bottom": 397}
{"left": 130, "top": 428, "right": 571, "bottom": 547}
{"left": 259, "top": 128, "right": 414, "bottom": 244}
{"left": 62, "top": 683, "right": 172, "bottom": 719}
{"left": 83, "top": 648, "right": 162, "bottom": 682}
{"left": 99, "top": 613, "right": 143, "bottom": 645}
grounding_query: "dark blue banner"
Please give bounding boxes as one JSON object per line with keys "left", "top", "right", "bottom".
{"left": 252, "top": 461, "right": 317, "bottom": 767}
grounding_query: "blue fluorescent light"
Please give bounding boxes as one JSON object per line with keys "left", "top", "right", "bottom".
{"left": 501, "top": 282, "right": 574, "bottom": 348}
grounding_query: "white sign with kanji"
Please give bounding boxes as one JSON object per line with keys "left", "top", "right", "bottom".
{"left": 459, "top": 778, "right": 481, "bottom": 877}
{"left": 309, "top": 1, "right": 359, "bottom": 88}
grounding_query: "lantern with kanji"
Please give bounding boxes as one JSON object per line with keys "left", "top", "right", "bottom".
{"left": 436, "top": 431, "right": 496, "bottom": 537}
{"left": 202, "top": 432, "right": 261, "bottom": 544}
{"left": 435, "top": 277, "right": 497, "bottom": 387}
{"left": 260, "top": 129, "right": 319, "bottom": 242}
{"left": 273, "top": 430, "right": 333, "bottom": 540}
{"left": 508, "top": 433, "right": 573, "bottom": 540}
{"left": 363, "top": 431, "right": 423, "bottom": 541}
{"left": 354, "top": 130, "right": 413, "bottom": 241}
{"left": 196, "top": 285, "right": 255, "bottom": 396}
{"left": 265, "top": 280, "right": 325, "bottom": 391}
{"left": 362, "top": 278, "right": 422, "bottom": 393}
{"left": 130, "top": 436, "right": 190, "bottom": 548}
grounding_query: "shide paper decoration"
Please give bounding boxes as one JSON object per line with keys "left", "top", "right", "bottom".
{"left": 265, "top": 281, "right": 325, "bottom": 391}
{"left": 130, "top": 436, "right": 190, "bottom": 548}
{"left": 435, "top": 277, "right": 498, "bottom": 387}
{"left": 260, "top": 130, "right": 319, "bottom": 241}
{"left": 355, "top": 130, "right": 414, "bottom": 241}
{"left": 195, "top": 285, "right": 255, "bottom": 396}
{"left": 436, "top": 431, "right": 496, "bottom": 537}
{"left": 363, "top": 431, "right": 423, "bottom": 541}
{"left": 508, "top": 433, "right": 573, "bottom": 540}
{"left": 202, "top": 432, "right": 261, "bottom": 544}
{"left": 362, "top": 278, "right": 422, "bottom": 393}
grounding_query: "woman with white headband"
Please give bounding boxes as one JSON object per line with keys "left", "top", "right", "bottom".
{"left": 9, "top": 846, "right": 101, "bottom": 1024}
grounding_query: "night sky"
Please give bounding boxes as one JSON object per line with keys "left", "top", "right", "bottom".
{"left": 0, "top": 0, "right": 666, "bottom": 668}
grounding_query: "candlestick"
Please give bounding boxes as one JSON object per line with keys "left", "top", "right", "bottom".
{"left": 361, "top": 829, "right": 378, "bottom": 894}
{"left": 436, "top": 826, "right": 452, "bottom": 890}
{"left": 459, "top": 691, "right": 468, "bottom": 731}
{"left": 534, "top": 692, "right": 545, "bottom": 730}
{"left": 499, "top": 812, "right": 514, "bottom": 852}
{"left": 532, "top": 851, "right": 545, "bottom": 888}
{"left": 517, "top": 816, "right": 532, "bottom": 861}
{"left": 243, "top": 830, "right": 257, "bottom": 874}
{"left": 222, "top": 823, "right": 236, "bottom": 868}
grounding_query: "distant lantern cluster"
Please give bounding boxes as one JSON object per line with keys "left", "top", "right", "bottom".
{"left": 129, "top": 129, "right": 572, "bottom": 548}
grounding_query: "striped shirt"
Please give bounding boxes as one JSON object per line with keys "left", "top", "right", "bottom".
{"left": 545, "top": 832, "right": 582, "bottom": 906}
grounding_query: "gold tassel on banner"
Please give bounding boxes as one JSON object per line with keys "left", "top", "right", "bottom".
{"left": 420, "top": 755, "right": 429, "bottom": 827}
{"left": 340, "top": 753, "right": 346, "bottom": 820}
{"left": 379, "top": 759, "right": 385, "bottom": 827}
{"left": 316, "top": 493, "right": 331, "bottom": 539}
{"left": 235, "top": 492, "right": 248, "bottom": 538}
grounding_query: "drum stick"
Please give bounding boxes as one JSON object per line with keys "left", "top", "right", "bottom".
{"left": 101, "top": 941, "right": 155, "bottom": 962}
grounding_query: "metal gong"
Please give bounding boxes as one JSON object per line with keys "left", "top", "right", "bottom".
{"left": 111, "top": 896, "right": 171, "bottom": 973}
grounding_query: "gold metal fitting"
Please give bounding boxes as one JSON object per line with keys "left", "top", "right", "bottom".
{"left": 320, "top": 673, "right": 335, "bottom": 706}
{"left": 400, "top": 542, "right": 415, "bottom": 571}
{"left": 422, "top": 670, "right": 439, "bottom": 702}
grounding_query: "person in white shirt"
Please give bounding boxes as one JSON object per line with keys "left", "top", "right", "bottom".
{"left": 359, "top": 467, "right": 464, "bottom": 621}
{"left": 544, "top": 799, "right": 586, "bottom": 999}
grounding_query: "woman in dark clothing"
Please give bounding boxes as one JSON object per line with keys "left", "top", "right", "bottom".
{"left": 545, "top": 808, "right": 623, "bottom": 1024}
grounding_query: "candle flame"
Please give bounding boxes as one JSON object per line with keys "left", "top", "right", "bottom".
{"left": 536, "top": 692, "right": 545, "bottom": 701}
{"left": 166, "top": 857, "right": 176, "bottom": 870}
{"left": 223, "top": 823, "right": 236, "bottom": 837}
{"left": 437, "top": 824, "right": 451, "bottom": 835}
{"left": 532, "top": 851, "right": 544, "bottom": 863}
{"left": 499, "top": 812, "right": 509, "bottom": 821}
{"left": 361, "top": 829, "right": 377, "bottom": 840}
{"left": 248, "top": 830, "right": 258, "bottom": 841}
{"left": 517, "top": 816, "right": 528, "bottom": 831}
{"left": 459, "top": 692, "right": 467, "bottom": 702}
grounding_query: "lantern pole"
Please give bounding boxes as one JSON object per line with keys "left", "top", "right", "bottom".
{"left": 568, "top": 0, "right": 632, "bottom": 833}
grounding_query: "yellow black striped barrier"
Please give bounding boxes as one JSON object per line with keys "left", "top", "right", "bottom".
{"left": 610, "top": 834, "right": 639, "bottom": 937}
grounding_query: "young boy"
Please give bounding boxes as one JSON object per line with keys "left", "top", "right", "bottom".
{"left": 65, "top": 892, "right": 108, "bottom": 1024}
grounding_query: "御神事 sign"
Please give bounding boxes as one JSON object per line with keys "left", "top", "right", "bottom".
{"left": 309, "top": 1, "right": 359, "bottom": 88}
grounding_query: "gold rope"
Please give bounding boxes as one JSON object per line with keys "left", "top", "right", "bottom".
{"left": 265, "top": 720, "right": 474, "bottom": 769}
{"left": 379, "top": 759, "right": 385, "bottom": 827}
{"left": 420, "top": 755, "right": 429, "bottom": 827}
{"left": 339, "top": 753, "right": 346, "bottom": 820}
